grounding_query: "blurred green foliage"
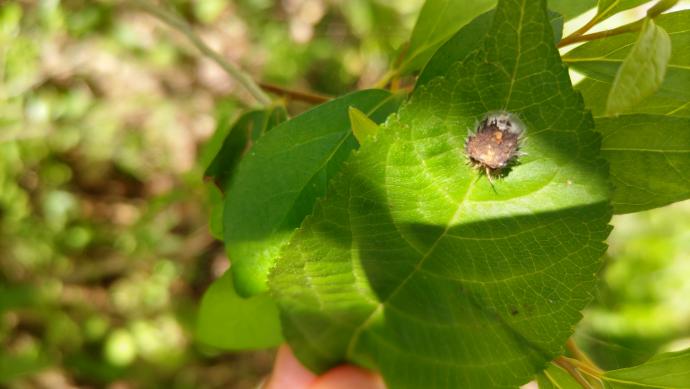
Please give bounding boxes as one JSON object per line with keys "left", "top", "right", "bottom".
{"left": 0, "top": 0, "right": 420, "bottom": 387}
{"left": 1, "top": 0, "right": 689, "bottom": 387}
{"left": 577, "top": 201, "right": 690, "bottom": 370}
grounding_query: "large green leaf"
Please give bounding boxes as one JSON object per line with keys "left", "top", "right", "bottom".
{"left": 564, "top": 11, "right": 690, "bottom": 117}
{"left": 602, "top": 348, "right": 690, "bottom": 388}
{"left": 196, "top": 270, "right": 283, "bottom": 350}
{"left": 605, "top": 19, "right": 671, "bottom": 115}
{"left": 271, "top": 0, "right": 611, "bottom": 387}
{"left": 598, "top": 114, "right": 690, "bottom": 213}
{"left": 225, "top": 90, "right": 401, "bottom": 297}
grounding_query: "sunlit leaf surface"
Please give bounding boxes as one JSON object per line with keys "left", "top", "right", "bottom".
{"left": 271, "top": 0, "right": 612, "bottom": 387}
{"left": 224, "top": 90, "right": 400, "bottom": 296}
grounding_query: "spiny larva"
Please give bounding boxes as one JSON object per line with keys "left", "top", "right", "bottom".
{"left": 465, "top": 112, "right": 525, "bottom": 182}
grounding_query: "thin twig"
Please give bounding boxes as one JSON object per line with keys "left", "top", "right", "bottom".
{"left": 558, "top": 19, "right": 643, "bottom": 47}
{"left": 558, "top": 0, "right": 678, "bottom": 48}
{"left": 258, "top": 82, "right": 330, "bottom": 104}
{"left": 567, "top": 12, "right": 604, "bottom": 41}
{"left": 128, "top": 0, "right": 272, "bottom": 106}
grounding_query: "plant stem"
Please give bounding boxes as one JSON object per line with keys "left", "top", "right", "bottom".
{"left": 647, "top": 0, "right": 679, "bottom": 18}
{"left": 566, "top": 339, "right": 603, "bottom": 374}
{"left": 259, "top": 82, "right": 330, "bottom": 104}
{"left": 558, "top": 19, "right": 643, "bottom": 47}
{"left": 564, "top": 357, "right": 605, "bottom": 379}
{"left": 554, "top": 357, "right": 594, "bottom": 388}
{"left": 373, "top": 69, "right": 398, "bottom": 89}
{"left": 568, "top": 13, "right": 605, "bottom": 41}
{"left": 129, "top": 0, "right": 272, "bottom": 106}
{"left": 558, "top": 0, "right": 678, "bottom": 48}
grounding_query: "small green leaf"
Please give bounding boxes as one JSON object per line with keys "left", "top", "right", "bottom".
{"left": 196, "top": 270, "right": 283, "bottom": 350}
{"left": 417, "top": 8, "right": 564, "bottom": 88}
{"left": 205, "top": 106, "right": 287, "bottom": 191}
{"left": 415, "top": 10, "right": 494, "bottom": 88}
{"left": 397, "top": 0, "right": 584, "bottom": 77}
{"left": 564, "top": 11, "right": 688, "bottom": 117}
{"left": 348, "top": 106, "right": 380, "bottom": 144}
{"left": 225, "top": 90, "right": 400, "bottom": 297}
{"left": 548, "top": 0, "right": 597, "bottom": 19}
{"left": 602, "top": 348, "right": 690, "bottom": 388}
{"left": 598, "top": 114, "right": 690, "bottom": 213}
{"left": 206, "top": 182, "right": 224, "bottom": 240}
{"left": 397, "top": 0, "right": 497, "bottom": 76}
{"left": 597, "top": 0, "right": 649, "bottom": 21}
{"left": 550, "top": 10, "right": 565, "bottom": 44}
{"left": 537, "top": 363, "right": 584, "bottom": 389}
{"left": 606, "top": 18, "right": 671, "bottom": 115}
{"left": 198, "top": 100, "right": 238, "bottom": 171}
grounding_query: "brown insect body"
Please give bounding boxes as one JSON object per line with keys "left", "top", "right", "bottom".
{"left": 465, "top": 115, "right": 523, "bottom": 180}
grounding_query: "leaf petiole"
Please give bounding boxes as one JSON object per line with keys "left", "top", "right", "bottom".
{"left": 558, "top": 18, "right": 644, "bottom": 47}
{"left": 558, "top": 0, "right": 677, "bottom": 48}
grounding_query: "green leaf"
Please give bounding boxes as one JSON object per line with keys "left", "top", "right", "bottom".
{"left": 196, "top": 270, "right": 283, "bottom": 350}
{"left": 548, "top": 0, "right": 597, "bottom": 19}
{"left": 549, "top": 10, "right": 565, "bottom": 45}
{"left": 597, "top": 0, "right": 649, "bottom": 21}
{"left": 348, "top": 106, "right": 381, "bottom": 144}
{"left": 225, "top": 90, "right": 401, "bottom": 297}
{"left": 203, "top": 106, "right": 287, "bottom": 240}
{"left": 397, "top": 0, "right": 497, "bottom": 76}
{"left": 398, "top": 0, "right": 582, "bottom": 77}
{"left": 564, "top": 11, "right": 689, "bottom": 117}
{"left": 197, "top": 100, "right": 238, "bottom": 171}
{"left": 417, "top": 8, "right": 564, "bottom": 88}
{"left": 602, "top": 348, "right": 690, "bottom": 388}
{"left": 206, "top": 182, "right": 224, "bottom": 240}
{"left": 205, "top": 106, "right": 288, "bottom": 191}
{"left": 415, "top": 10, "right": 495, "bottom": 88}
{"left": 598, "top": 114, "right": 690, "bottom": 213}
{"left": 605, "top": 19, "right": 672, "bottom": 115}
{"left": 271, "top": 0, "right": 611, "bottom": 387}
{"left": 537, "top": 363, "right": 583, "bottom": 389}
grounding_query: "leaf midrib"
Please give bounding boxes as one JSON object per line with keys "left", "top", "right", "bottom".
{"left": 344, "top": 0, "right": 532, "bottom": 361}
{"left": 344, "top": 176, "right": 478, "bottom": 359}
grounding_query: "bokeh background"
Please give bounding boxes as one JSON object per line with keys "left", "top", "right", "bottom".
{"left": 1, "top": 1, "right": 688, "bottom": 388}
